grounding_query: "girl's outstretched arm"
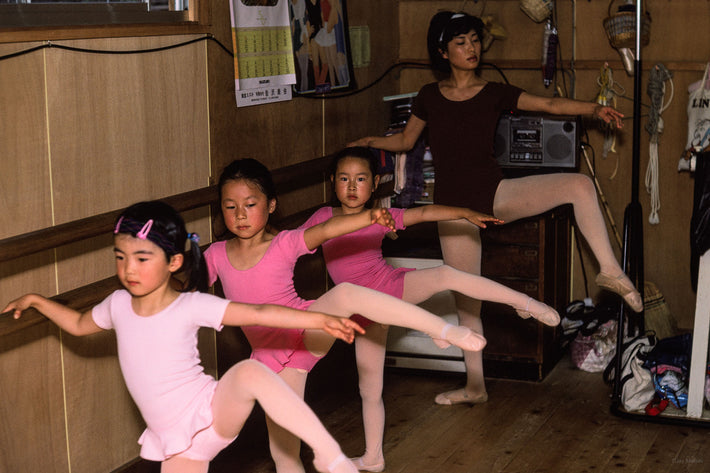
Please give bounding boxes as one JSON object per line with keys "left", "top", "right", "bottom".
{"left": 402, "top": 204, "right": 504, "bottom": 229}
{"left": 2, "top": 294, "right": 103, "bottom": 336}
{"left": 303, "top": 208, "right": 395, "bottom": 250}
{"left": 222, "top": 302, "right": 365, "bottom": 344}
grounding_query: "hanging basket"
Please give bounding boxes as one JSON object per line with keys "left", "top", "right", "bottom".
{"left": 519, "top": 0, "right": 553, "bottom": 23}
{"left": 603, "top": 0, "right": 651, "bottom": 49}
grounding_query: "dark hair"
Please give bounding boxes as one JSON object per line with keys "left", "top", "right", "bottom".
{"left": 329, "top": 146, "right": 380, "bottom": 208}
{"left": 114, "top": 201, "right": 207, "bottom": 292}
{"left": 218, "top": 158, "right": 278, "bottom": 204}
{"left": 427, "top": 11, "right": 485, "bottom": 74}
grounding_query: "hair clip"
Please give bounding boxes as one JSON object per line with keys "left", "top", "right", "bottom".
{"left": 188, "top": 233, "right": 200, "bottom": 244}
{"left": 136, "top": 219, "right": 154, "bottom": 240}
{"left": 439, "top": 12, "right": 465, "bottom": 43}
{"left": 113, "top": 216, "right": 124, "bottom": 234}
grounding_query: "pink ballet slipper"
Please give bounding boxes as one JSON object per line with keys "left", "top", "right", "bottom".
{"left": 514, "top": 297, "right": 560, "bottom": 326}
{"left": 314, "top": 453, "right": 358, "bottom": 473}
{"left": 596, "top": 272, "right": 643, "bottom": 312}
{"left": 350, "top": 456, "right": 385, "bottom": 472}
{"left": 433, "top": 323, "right": 486, "bottom": 351}
{"left": 434, "top": 389, "right": 488, "bottom": 406}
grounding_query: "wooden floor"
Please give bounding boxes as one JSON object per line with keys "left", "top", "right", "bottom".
{"left": 124, "top": 351, "right": 710, "bottom": 473}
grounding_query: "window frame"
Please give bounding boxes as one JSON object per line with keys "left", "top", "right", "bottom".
{"left": 0, "top": 1, "right": 211, "bottom": 44}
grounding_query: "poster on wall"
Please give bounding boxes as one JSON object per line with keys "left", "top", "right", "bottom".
{"left": 288, "top": 0, "right": 355, "bottom": 95}
{"left": 230, "top": 0, "right": 296, "bottom": 106}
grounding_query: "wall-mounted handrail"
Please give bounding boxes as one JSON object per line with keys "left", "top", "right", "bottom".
{"left": 0, "top": 154, "right": 396, "bottom": 339}
{"left": 0, "top": 156, "right": 340, "bottom": 337}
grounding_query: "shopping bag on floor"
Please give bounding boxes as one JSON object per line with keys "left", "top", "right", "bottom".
{"left": 604, "top": 332, "right": 656, "bottom": 412}
{"left": 571, "top": 319, "right": 617, "bottom": 372}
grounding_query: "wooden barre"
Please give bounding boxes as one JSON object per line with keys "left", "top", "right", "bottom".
{"left": 0, "top": 155, "right": 396, "bottom": 338}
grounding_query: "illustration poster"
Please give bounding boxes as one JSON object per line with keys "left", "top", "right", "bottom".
{"left": 288, "top": 0, "right": 354, "bottom": 94}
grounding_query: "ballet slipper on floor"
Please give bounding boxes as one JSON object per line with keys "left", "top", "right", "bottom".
{"left": 432, "top": 323, "right": 487, "bottom": 351}
{"left": 434, "top": 389, "right": 489, "bottom": 406}
{"left": 595, "top": 272, "right": 643, "bottom": 312}
{"left": 314, "top": 453, "right": 358, "bottom": 473}
{"left": 514, "top": 297, "right": 560, "bottom": 326}
{"left": 349, "top": 456, "right": 386, "bottom": 472}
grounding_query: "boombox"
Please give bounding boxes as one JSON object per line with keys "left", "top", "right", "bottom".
{"left": 494, "top": 113, "right": 580, "bottom": 169}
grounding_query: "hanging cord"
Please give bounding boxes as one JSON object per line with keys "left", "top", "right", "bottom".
{"left": 596, "top": 63, "right": 626, "bottom": 179}
{"left": 644, "top": 63, "right": 674, "bottom": 225}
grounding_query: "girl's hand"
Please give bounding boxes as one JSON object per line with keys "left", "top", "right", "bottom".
{"left": 465, "top": 211, "right": 504, "bottom": 229}
{"left": 370, "top": 208, "right": 396, "bottom": 232}
{"left": 322, "top": 315, "right": 365, "bottom": 343}
{"left": 594, "top": 105, "right": 624, "bottom": 129}
{"left": 2, "top": 294, "right": 36, "bottom": 319}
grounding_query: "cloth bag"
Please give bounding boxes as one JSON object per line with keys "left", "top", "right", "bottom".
{"left": 685, "top": 62, "right": 710, "bottom": 155}
{"left": 604, "top": 333, "right": 656, "bottom": 412}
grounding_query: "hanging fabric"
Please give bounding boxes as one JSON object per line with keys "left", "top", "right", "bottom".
{"left": 644, "top": 64, "right": 674, "bottom": 225}
{"left": 541, "top": 19, "right": 558, "bottom": 88}
{"left": 596, "top": 64, "right": 626, "bottom": 178}
{"left": 685, "top": 63, "right": 710, "bottom": 157}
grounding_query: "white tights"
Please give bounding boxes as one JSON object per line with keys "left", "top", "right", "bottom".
{"left": 160, "top": 359, "right": 356, "bottom": 473}
{"left": 437, "top": 173, "right": 626, "bottom": 399}
{"left": 264, "top": 282, "right": 485, "bottom": 472}
{"left": 350, "top": 263, "right": 554, "bottom": 466}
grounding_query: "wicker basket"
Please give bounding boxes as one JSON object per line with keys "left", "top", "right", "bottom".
{"left": 603, "top": 0, "right": 651, "bottom": 49}
{"left": 519, "top": 0, "right": 552, "bottom": 23}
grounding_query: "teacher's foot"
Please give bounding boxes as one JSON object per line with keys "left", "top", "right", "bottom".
{"left": 435, "top": 389, "right": 488, "bottom": 406}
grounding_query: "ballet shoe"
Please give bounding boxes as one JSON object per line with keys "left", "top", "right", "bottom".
{"left": 595, "top": 272, "right": 643, "bottom": 313}
{"left": 349, "top": 456, "right": 386, "bottom": 472}
{"left": 433, "top": 323, "right": 487, "bottom": 351}
{"left": 514, "top": 297, "right": 560, "bottom": 326}
{"left": 314, "top": 453, "right": 358, "bottom": 473}
{"left": 434, "top": 389, "right": 489, "bottom": 406}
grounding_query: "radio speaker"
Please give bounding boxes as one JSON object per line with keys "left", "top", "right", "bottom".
{"left": 494, "top": 113, "right": 580, "bottom": 169}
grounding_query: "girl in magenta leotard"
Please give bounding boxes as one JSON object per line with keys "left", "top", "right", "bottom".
{"left": 204, "top": 158, "right": 487, "bottom": 473}
{"left": 2, "top": 200, "right": 367, "bottom": 473}
{"left": 301, "top": 146, "right": 560, "bottom": 471}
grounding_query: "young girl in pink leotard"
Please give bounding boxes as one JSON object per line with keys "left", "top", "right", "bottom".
{"left": 2, "top": 200, "right": 363, "bottom": 473}
{"left": 300, "top": 146, "right": 560, "bottom": 471}
{"left": 204, "top": 158, "right": 488, "bottom": 473}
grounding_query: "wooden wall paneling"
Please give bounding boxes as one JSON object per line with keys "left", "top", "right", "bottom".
{"left": 0, "top": 42, "right": 57, "bottom": 303}
{"left": 0, "top": 324, "right": 69, "bottom": 473}
{"left": 45, "top": 35, "right": 209, "bottom": 223}
{"left": 62, "top": 330, "right": 144, "bottom": 473}
{"left": 43, "top": 35, "right": 210, "bottom": 293}
{"left": 0, "top": 42, "right": 52, "bottom": 239}
{"left": 321, "top": 0, "right": 399, "bottom": 150}
{"left": 0, "top": 251, "right": 57, "bottom": 312}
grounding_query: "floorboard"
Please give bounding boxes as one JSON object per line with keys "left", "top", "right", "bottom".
{"left": 119, "top": 354, "right": 710, "bottom": 473}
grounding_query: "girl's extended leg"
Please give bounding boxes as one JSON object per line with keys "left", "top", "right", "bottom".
{"left": 161, "top": 457, "right": 209, "bottom": 473}
{"left": 211, "top": 359, "right": 357, "bottom": 473}
{"left": 350, "top": 324, "right": 389, "bottom": 471}
{"left": 305, "top": 283, "right": 486, "bottom": 355}
{"left": 402, "top": 266, "right": 559, "bottom": 326}
{"left": 436, "top": 219, "right": 488, "bottom": 405}
{"left": 264, "top": 368, "right": 309, "bottom": 473}
{"left": 493, "top": 173, "right": 642, "bottom": 312}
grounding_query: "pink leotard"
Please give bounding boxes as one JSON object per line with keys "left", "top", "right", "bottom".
{"left": 301, "top": 207, "right": 414, "bottom": 326}
{"left": 204, "top": 229, "right": 321, "bottom": 373}
{"left": 91, "top": 289, "right": 230, "bottom": 461}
